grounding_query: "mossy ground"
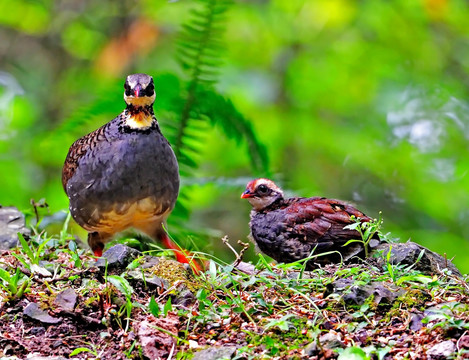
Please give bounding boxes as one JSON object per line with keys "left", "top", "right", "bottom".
{"left": 0, "top": 227, "right": 468, "bottom": 359}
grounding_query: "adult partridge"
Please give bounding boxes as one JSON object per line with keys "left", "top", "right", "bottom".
{"left": 241, "top": 178, "right": 380, "bottom": 268}
{"left": 62, "top": 73, "right": 191, "bottom": 265}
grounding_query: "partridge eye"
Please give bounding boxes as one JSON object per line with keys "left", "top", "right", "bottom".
{"left": 257, "top": 184, "right": 269, "bottom": 194}
{"left": 146, "top": 83, "right": 154, "bottom": 95}
{"left": 124, "top": 83, "right": 131, "bottom": 96}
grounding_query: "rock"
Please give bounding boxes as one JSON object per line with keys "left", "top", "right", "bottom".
{"left": 234, "top": 261, "right": 256, "bottom": 275}
{"left": 409, "top": 312, "right": 424, "bottom": 331}
{"left": 373, "top": 242, "right": 461, "bottom": 276}
{"left": 191, "top": 346, "right": 237, "bottom": 360}
{"left": 139, "top": 255, "right": 161, "bottom": 269}
{"left": 127, "top": 257, "right": 197, "bottom": 306}
{"left": 319, "top": 332, "right": 344, "bottom": 350}
{"left": 0, "top": 206, "right": 30, "bottom": 250}
{"left": 189, "top": 340, "right": 200, "bottom": 349}
{"left": 96, "top": 244, "right": 141, "bottom": 273}
{"left": 423, "top": 301, "right": 465, "bottom": 318}
{"left": 303, "top": 341, "right": 318, "bottom": 356}
{"left": 138, "top": 315, "right": 179, "bottom": 359}
{"left": 29, "top": 327, "right": 46, "bottom": 336}
{"left": 304, "top": 332, "right": 344, "bottom": 356}
{"left": 458, "top": 334, "right": 469, "bottom": 349}
{"left": 54, "top": 288, "right": 77, "bottom": 311}
{"left": 127, "top": 269, "right": 169, "bottom": 289}
{"left": 30, "top": 264, "right": 52, "bottom": 277}
{"left": 148, "top": 258, "right": 199, "bottom": 295}
{"left": 173, "top": 289, "right": 196, "bottom": 307}
{"left": 23, "top": 303, "right": 61, "bottom": 324}
{"left": 426, "top": 340, "right": 456, "bottom": 359}
{"left": 324, "top": 279, "right": 404, "bottom": 306}
{"left": 51, "top": 340, "right": 64, "bottom": 348}
{"left": 127, "top": 255, "right": 167, "bottom": 289}
{"left": 26, "top": 355, "right": 67, "bottom": 360}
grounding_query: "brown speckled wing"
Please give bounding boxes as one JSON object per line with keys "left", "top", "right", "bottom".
{"left": 281, "top": 197, "right": 372, "bottom": 245}
{"left": 62, "top": 123, "right": 109, "bottom": 191}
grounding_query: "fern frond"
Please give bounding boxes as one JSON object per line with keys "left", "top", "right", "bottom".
{"left": 174, "top": 0, "right": 232, "bottom": 160}
{"left": 194, "top": 87, "right": 270, "bottom": 175}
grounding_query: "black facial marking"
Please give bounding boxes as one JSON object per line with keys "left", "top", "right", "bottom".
{"left": 124, "top": 82, "right": 131, "bottom": 96}
{"left": 145, "top": 81, "right": 155, "bottom": 96}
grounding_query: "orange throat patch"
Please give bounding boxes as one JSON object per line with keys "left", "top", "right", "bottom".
{"left": 125, "top": 111, "right": 153, "bottom": 129}
{"left": 124, "top": 94, "right": 156, "bottom": 129}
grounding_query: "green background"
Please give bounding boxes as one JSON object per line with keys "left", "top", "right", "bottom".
{"left": 1, "top": 0, "right": 469, "bottom": 272}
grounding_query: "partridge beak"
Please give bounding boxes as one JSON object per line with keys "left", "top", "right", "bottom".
{"left": 241, "top": 190, "right": 253, "bottom": 199}
{"left": 134, "top": 84, "right": 142, "bottom": 97}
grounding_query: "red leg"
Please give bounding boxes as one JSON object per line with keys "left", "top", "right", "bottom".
{"left": 160, "top": 233, "right": 203, "bottom": 274}
{"left": 88, "top": 232, "right": 106, "bottom": 259}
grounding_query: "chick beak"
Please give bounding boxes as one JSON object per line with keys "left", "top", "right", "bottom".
{"left": 241, "top": 190, "right": 253, "bottom": 199}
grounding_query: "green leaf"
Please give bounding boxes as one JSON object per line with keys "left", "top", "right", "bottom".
{"left": 68, "top": 240, "right": 77, "bottom": 252}
{"left": 197, "top": 288, "right": 208, "bottom": 301}
{"left": 344, "top": 223, "right": 360, "bottom": 230}
{"left": 149, "top": 296, "right": 160, "bottom": 317}
{"left": 127, "top": 258, "right": 141, "bottom": 270}
{"left": 343, "top": 239, "right": 362, "bottom": 247}
{"left": 264, "top": 314, "right": 295, "bottom": 331}
{"left": 163, "top": 296, "right": 172, "bottom": 316}
{"left": 338, "top": 346, "right": 369, "bottom": 360}
{"left": 396, "top": 274, "right": 433, "bottom": 286}
{"left": 363, "top": 227, "right": 372, "bottom": 241}
{"left": 107, "top": 275, "right": 133, "bottom": 299}
{"left": 18, "top": 233, "right": 35, "bottom": 264}
{"left": 60, "top": 211, "right": 72, "bottom": 242}
{"left": 208, "top": 260, "right": 217, "bottom": 279}
{"left": 0, "top": 268, "right": 12, "bottom": 284}
{"left": 69, "top": 347, "right": 96, "bottom": 357}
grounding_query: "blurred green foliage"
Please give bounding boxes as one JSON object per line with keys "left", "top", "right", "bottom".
{"left": 1, "top": 0, "right": 469, "bottom": 272}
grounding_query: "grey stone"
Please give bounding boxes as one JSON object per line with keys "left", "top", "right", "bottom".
{"left": 319, "top": 332, "right": 344, "bottom": 350}
{"left": 324, "top": 278, "right": 404, "bottom": 306}
{"left": 127, "top": 269, "right": 170, "bottom": 289}
{"left": 426, "top": 340, "right": 456, "bottom": 359}
{"left": 192, "top": 346, "right": 237, "bottom": 360}
{"left": 26, "top": 355, "right": 67, "bottom": 360}
{"left": 23, "top": 302, "right": 61, "bottom": 324}
{"left": 423, "top": 301, "right": 465, "bottom": 322}
{"left": 301, "top": 333, "right": 344, "bottom": 355}
{"left": 96, "top": 244, "right": 141, "bottom": 273}
{"left": 29, "top": 327, "right": 46, "bottom": 336}
{"left": 409, "top": 312, "right": 424, "bottom": 331}
{"left": 303, "top": 341, "right": 318, "bottom": 356}
{"left": 0, "top": 206, "right": 30, "bottom": 250}
{"left": 373, "top": 242, "right": 461, "bottom": 276}
{"left": 139, "top": 255, "right": 161, "bottom": 269}
{"left": 173, "top": 289, "right": 196, "bottom": 307}
{"left": 54, "top": 288, "right": 77, "bottom": 311}
{"left": 234, "top": 261, "right": 256, "bottom": 275}
{"left": 127, "top": 256, "right": 196, "bottom": 306}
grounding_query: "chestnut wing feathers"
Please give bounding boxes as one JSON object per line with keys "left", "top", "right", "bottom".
{"left": 282, "top": 197, "right": 371, "bottom": 245}
{"left": 62, "top": 123, "right": 108, "bottom": 190}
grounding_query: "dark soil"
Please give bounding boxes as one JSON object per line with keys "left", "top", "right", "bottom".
{"left": 0, "top": 243, "right": 468, "bottom": 360}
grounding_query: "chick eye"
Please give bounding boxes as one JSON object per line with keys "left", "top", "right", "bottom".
{"left": 257, "top": 184, "right": 269, "bottom": 195}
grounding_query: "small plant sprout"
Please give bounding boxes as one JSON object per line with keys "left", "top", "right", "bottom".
{"left": 343, "top": 211, "right": 384, "bottom": 258}
{"left": 0, "top": 268, "right": 29, "bottom": 301}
